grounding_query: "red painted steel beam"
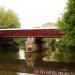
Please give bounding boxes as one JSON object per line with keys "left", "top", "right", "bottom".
{"left": 0, "top": 29, "right": 64, "bottom": 38}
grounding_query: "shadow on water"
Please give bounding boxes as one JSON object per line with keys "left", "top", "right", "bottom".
{"left": 0, "top": 46, "right": 19, "bottom": 60}
{"left": 0, "top": 46, "right": 19, "bottom": 75}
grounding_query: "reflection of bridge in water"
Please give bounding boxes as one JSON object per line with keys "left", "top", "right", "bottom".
{"left": 0, "top": 59, "right": 75, "bottom": 75}
{"left": 0, "top": 29, "right": 75, "bottom": 74}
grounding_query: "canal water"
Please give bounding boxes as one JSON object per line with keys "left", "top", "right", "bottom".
{"left": 0, "top": 47, "right": 35, "bottom": 75}
{"left": 0, "top": 45, "right": 75, "bottom": 75}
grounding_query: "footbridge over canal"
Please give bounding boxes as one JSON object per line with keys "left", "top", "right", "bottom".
{"left": 0, "top": 29, "right": 64, "bottom": 37}
{"left": 0, "top": 28, "right": 64, "bottom": 52}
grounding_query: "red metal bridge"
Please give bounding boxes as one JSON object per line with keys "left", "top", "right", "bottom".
{"left": 0, "top": 29, "right": 75, "bottom": 75}
{"left": 0, "top": 29, "right": 64, "bottom": 37}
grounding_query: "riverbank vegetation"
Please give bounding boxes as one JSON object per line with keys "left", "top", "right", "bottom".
{"left": 44, "top": 0, "right": 75, "bottom": 62}
{"left": 57, "top": 0, "right": 75, "bottom": 48}
{"left": 0, "top": 6, "right": 25, "bottom": 49}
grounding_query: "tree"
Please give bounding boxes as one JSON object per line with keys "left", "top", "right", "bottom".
{"left": 57, "top": 0, "right": 75, "bottom": 47}
{"left": 0, "top": 6, "right": 21, "bottom": 49}
{"left": 0, "top": 7, "right": 20, "bottom": 28}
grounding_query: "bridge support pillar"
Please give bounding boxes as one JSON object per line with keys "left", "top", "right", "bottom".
{"left": 25, "top": 37, "right": 49, "bottom": 66}
{"left": 25, "top": 37, "right": 49, "bottom": 52}
{"left": 34, "top": 37, "right": 43, "bottom": 50}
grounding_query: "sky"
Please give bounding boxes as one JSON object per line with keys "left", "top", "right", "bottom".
{"left": 0, "top": 0, "right": 67, "bottom": 29}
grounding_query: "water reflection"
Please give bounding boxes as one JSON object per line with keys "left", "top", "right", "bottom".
{"left": 0, "top": 45, "right": 75, "bottom": 75}
{"left": 0, "top": 47, "right": 35, "bottom": 75}
{"left": 19, "top": 48, "right": 25, "bottom": 59}
{"left": 25, "top": 51, "right": 43, "bottom": 67}
{"left": 0, "top": 48, "right": 19, "bottom": 60}
{"left": 0, "top": 71, "right": 17, "bottom": 75}
{"left": 0, "top": 47, "right": 19, "bottom": 75}
{"left": 44, "top": 46, "right": 75, "bottom": 62}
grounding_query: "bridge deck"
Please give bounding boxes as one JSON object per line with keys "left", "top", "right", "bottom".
{"left": 0, "top": 29, "right": 63, "bottom": 37}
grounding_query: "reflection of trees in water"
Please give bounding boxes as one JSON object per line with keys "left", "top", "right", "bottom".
{"left": 25, "top": 37, "right": 75, "bottom": 65}
{"left": 25, "top": 52, "right": 43, "bottom": 67}
{"left": 57, "top": 47, "right": 75, "bottom": 62}
{"left": 0, "top": 49, "right": 19, "bottom": 60}
{"left": 0, "top": 48, "right": 19, "bottom": 75}
{"left": 0, "top": 71, "right": 17, "bottom": 75}
{"left": 25, "top": 49, "right": 48, "bottom": 67}
{"left": 44, "top": 46, "right": 75, "bottom": 62}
